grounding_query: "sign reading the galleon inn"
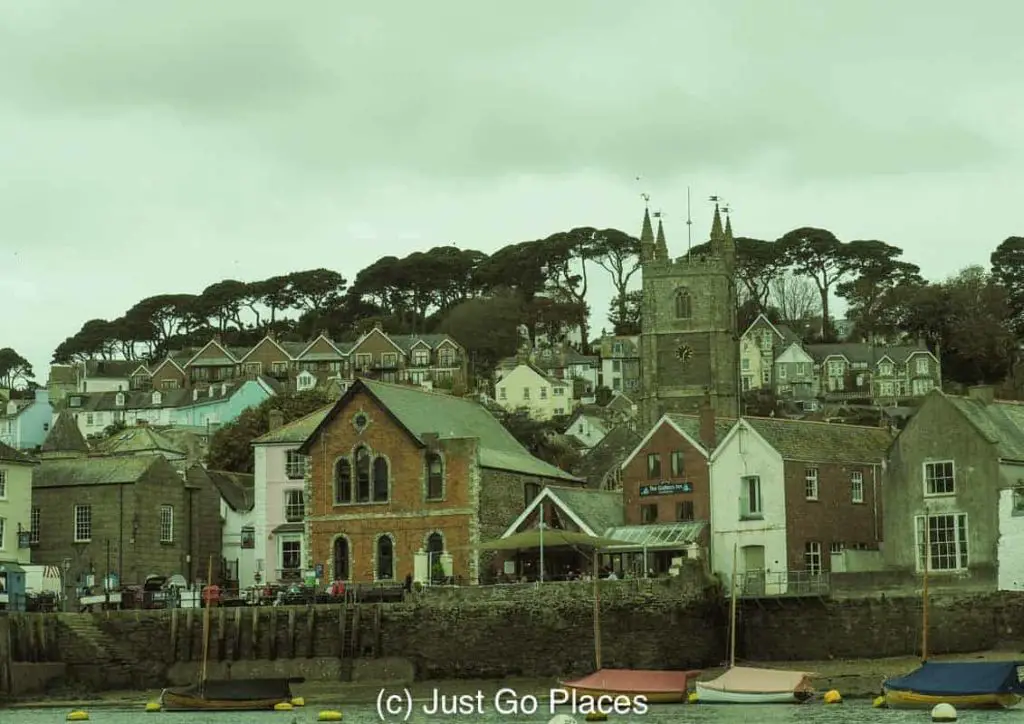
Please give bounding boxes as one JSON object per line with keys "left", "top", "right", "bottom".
{"left": 639, "top": 482, "right": 693, "bottom": 497}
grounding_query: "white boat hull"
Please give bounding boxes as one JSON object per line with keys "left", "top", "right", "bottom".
{"left": 695, "top": 682, "right": 808, "bottom": 704}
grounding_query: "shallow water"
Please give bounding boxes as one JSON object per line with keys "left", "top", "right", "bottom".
{"left": 9, "top": 701, "right": 1018, "bottom": 724}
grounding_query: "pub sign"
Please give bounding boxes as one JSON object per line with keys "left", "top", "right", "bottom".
{"left": 639, "top": 481, "right": 693, "bottom": 497}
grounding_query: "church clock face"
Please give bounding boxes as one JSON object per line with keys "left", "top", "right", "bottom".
{"left": 675, "top": 344, "right": 694, "bottom": 363}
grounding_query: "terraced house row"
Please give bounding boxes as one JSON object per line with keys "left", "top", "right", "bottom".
{"left": 47, "top": 324, "right": 467, "bottom": 398}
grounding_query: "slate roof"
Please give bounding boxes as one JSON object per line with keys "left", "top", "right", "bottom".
{"left": 188, "top": 465, "right": 254, "bottom": 512}
{"left": 0, "top": 439, "right": 36, "bottom": 465}
{"left": 301, "top": 378, "right": 581, "bottom": 482}
{"left": 34, "top": 456, "right": 158, "bottom": 488}
{"left": 743, "top": 416, "right": 892, "bottom": 464}
{"left": 101, "top": 427, "right": 187, "bottom": 457}
{"left": 547, "top": 485, "right": 624, "bottom": 534}
{"left": 83, "top": 360, "right": 138, "bottom": 379}
{"left": 665, "top": 413, "right": 737, "bottom": 452}
{"left": 252, "top": 404, "right": 334, "bottom": 445}
{"left": 605, "top": 392, "right": 636, "bottom": 416}
{"left": 942, "top": 392, "right": 1024, "bottom": 461}
{"left": 572, "top": 425, "right": 642, "bottom": 489}
{"left": 803, "top": 343, "right": 931, "bottom": 366}
{"left": 41, "top": 412, "right": 90, "bottom": 454}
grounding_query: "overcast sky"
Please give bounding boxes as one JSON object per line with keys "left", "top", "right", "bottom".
{"left": 2, "top": 2, "right": 1022, "bottom": 381}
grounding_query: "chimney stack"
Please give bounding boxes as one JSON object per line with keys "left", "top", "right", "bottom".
{"left": 699, "top": 388, "right": 716, "bottom": 451}
{"left": 967, "top": 385, "right": 994, "bottom": 405}
{"left": 268, "top": 409, "right": 284, "bottom": 431}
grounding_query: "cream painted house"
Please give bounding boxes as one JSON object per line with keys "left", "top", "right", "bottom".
{"left": 773, "top": 343, "right": 818, "bottom": 400}
{"left": 0, "top": 441, "right": 36, "bottom": 567}
{"left": 997, "top": 484, "right": 1024, "bottom": 591}
{"left": 708, "top": 419, "right": 789, "bottom": 594}
{"left": 494, "top": 363, "right": 574, "bottom": 420}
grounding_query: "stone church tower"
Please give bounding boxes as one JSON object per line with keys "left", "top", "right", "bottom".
{"left": 638, "top": 203, "right": 740, "bottom": 426}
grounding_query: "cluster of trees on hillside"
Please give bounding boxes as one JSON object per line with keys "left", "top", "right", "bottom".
{"left": 27, "top": 220, "right": 1024, "bottom": 392}
{"left": 0, "top": 348, "right": 33, "bottom": 388}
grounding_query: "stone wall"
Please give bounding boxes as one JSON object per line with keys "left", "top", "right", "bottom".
{"left": 740, "top": 591, "right": 1024, "bottom": 661}
{"left": 7, "top": 587, "right": 1024, "bottom": 693}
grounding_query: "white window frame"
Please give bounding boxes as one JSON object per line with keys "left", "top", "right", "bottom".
{"left": 279, "top": 535, "right": 303, "bottom": 574}
{"left": 805, "top": 541, "right": 822, "bottom": 574}
{"left": 30, "top": 506, "right": 40, "bottom": 543}
{"left": 554, "top": 387, "right": 565, "bottom": 396}
{"left": 914, "top": 513, "right": 969, "bottom": 572}
{"left": 74, "top": 504, "right": 92, "bottom": 543}
{"left": 740, "top": 475, "right": 762, "bottom": 518}
{"left": 284, "top": 489, "right": 305, "bottom": 523}
{"left": 285, "top": 451, "right": 308, "bottom": 479}
{"left": 741, "top": 357, "right": 750, "bottom": 371}
{"left": 827, "top": 360, "right": 843, "bottom": 376}
{"left": 777, "top": 364, "right": 787, "bottom": 380}
{"left": 522, "top": 387, "right": 530, "bottom": 400}
{"left": 851, "top": 470, "right": 864, "bottom": 503}
{"left": 0, "top": 516, "right": 5, "bottom": 550}
{"left": 412, "top": 349, "right": 430, "bottom": 366}
{"left": 804, "top": 467, "right": 819, "bottom": 500}
{"left": 0, "top": 469, "right": 6, "bottom": 499}
{"left": 923, "top": 460, "right": 955, "bottom": 497}
{"left": 829, "top": 541, "right": 845, "bottom": 555}
{"left": 159, "top": 505, "right": 174, "bottom": 543}
{"left": 539, "top": 386, "right": 548, "bottom": 399}
{"left": 916, "top": 357, "right": 929, "bottom": 374}
{"left": 498, "top": 387, "right": 507, "bottom": 400}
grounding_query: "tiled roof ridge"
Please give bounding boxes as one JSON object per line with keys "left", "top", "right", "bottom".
{"left": 743, "top": 415, "right": 889, "bottom": 432}
{"left": 271, "top": 403, "right": 336, "bottom": 432}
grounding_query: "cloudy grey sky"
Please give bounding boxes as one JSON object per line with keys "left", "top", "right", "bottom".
{"left": 2, "top": 1, "right": 1022, "bottom": 380}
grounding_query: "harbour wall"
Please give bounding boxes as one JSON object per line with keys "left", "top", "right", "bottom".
{"left": 4, "top": 582, "right": 1024, "bottom": 694}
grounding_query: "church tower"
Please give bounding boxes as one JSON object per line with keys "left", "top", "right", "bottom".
{"left": 638, "top": 200, "right": 740, "bottom": 426}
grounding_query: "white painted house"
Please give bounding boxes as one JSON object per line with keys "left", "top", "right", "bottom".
{"left": 997, "top": 483, "right": 1024, "bottom": 591}
{"left": 708, "top": 419, "right": 789, "bottom": 594}
{"left": 494, "top": 363, "right": 574, "bottom": 421}
{"left": 564, "top": 407, "right": 610, "bottom": 451}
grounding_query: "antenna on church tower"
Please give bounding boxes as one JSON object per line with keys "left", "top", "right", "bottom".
{"left": 686, "top": 187, "right": 693, "bottom": 255}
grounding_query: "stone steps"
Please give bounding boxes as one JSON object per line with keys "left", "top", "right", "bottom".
{"left": 60, "top": 616, "right": 135, "bottom": 669}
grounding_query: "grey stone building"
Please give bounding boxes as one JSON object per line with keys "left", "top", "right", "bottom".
{"left": 884, "top": 386, "right": 1024, "bottom": 590}
{"left": 638, "top": 203, "right": 740, "bottom": 426}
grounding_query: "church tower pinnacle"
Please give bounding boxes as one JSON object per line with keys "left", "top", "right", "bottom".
{"left": 654, "top": 212, "right": 668, "bottom": 260}
{"left": 640, "top": 198, "right": 655, "bottom": 263}
{"left": 710, "top": 203, "right": 724, "bottom": 241}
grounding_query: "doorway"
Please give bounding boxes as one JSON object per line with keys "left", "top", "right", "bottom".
{"left": 740, "top": 544, "right": 766, "bottom": 595}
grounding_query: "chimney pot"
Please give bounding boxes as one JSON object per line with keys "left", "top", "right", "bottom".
{"left": 268, "top": 409, "right": 284, "bottom": 431}
{"left": 967, "top": 385, "right": 994, "bottom": 404}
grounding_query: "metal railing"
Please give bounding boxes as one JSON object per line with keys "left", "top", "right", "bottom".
{"left": 736, "top": 570, "right": 830, "bottom": 598}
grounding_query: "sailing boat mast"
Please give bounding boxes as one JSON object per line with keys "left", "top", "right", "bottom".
{"left": 592, "top": 548, "right": 602, "bottom": 670}
{"left": 921, "top": 514, "right": 930, "bottom": 662}
{"left": 728, "top": 543, "right": 738, "bottom": 667}
{"left": 199, "top": 556, "right": 214, "bottom": 695}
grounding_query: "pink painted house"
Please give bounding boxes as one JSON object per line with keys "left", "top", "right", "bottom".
{"left": 250, "top": 406, "right": 331, "bottom": 586}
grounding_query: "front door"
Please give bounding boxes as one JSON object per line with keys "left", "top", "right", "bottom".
{"left": 741, "top": 545, "right": 766, "bottom": 595}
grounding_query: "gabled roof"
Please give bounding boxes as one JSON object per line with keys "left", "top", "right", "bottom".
{"left": 572, "top": 425, "right": 643, "bottom": 489}
{"left": 296, "top": 334, "right": 348, "bottom": 360}
{"left": 41, "top": 412, "right": 90, "bottom": 454}
{"left": 237, "top": 335, "right": 295, "bottom": 363}
{"left": 34, "top": 455, "right": 162, "bottom": 488}
{"left": 101, "top": 426, "right": 187, "bottom": 457}
{"left": 804, "top": 343, "right": 933, "bottom": 366}
{"left": 252, "top": 404, "right": 334, "bottom": 445}
{"left": 129, "top": 364, "right": 151, "bottom": 377}
{"left": 715, "top": 416, "right": 891, "bottom": 465}
{"left": 0, "top": 439, "right": 37, "bottom": 465}
{"left": 501, "top": 485, "right": 623, "bottom": 537}
{"left": 187, "top": 465, "right": 254, "bottom": 513}
{"left": 939, "top": 390, "right": 1024, "bottom": 462}
{"left": 621, "top": 413, "right": 736, "bottom": 469}
{"left": 499, "top": 362, "right": 571, "bottom": 388}
{"left": 149, "top": 357, "right": 187, "bottom": 376}
{"left": 604, "top": 392, "right": 635, "bottom": 415}
{"left": 299, "top": 378, "right": 581, "bottom": 482}
{"left": 183, "top": 339, "right": 238, "bottom": 368}
{"left": 742, "top": 313, "right": 786, "bottom": 341}
{"left": 350, "top": 327, "right": 406, "bottom": 355}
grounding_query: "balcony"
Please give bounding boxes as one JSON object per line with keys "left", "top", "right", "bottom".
{"left": 277, "top": 567, "right": 302, "bottom": 583}
{"left": 734, "top": 570, "right": 830, "bottom": 598}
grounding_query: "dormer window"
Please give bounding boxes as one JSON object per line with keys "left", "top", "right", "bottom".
{"left": 879, "top": 362, "right": 893, "bottom": 376}
{"left": 69, "top": 396, "right": 81, "bottom": 408}
{"left": 151, "top": 391, "right": 162, "bottom": 405}
{"left": 115, "top": 392, "right": 125, "bottom": 407}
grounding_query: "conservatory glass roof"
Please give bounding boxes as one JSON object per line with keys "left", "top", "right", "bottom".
{"left": 602, "top": 522, "right": 706, "bottom": 550}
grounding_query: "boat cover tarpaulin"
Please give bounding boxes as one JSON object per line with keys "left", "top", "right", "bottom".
{"left": 563, "top": 669, "right": 702, "bottom": 693}
{"left": 169, "top": 678, "right": 295, "bottom": 701}
{"left": 698, "top": 666, "right": 815, "bottom": 693}
{"left": 885, "top": 662, "right": 1024, "bottom": 695}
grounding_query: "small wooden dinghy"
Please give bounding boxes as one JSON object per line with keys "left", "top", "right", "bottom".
{"left": 560, "top": 669, "right": 702, "bottom": 704}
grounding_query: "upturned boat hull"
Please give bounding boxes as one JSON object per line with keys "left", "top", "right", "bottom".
{"left": 695, "top": 682, "right": 813, "bottom": 704}
{"left": 883, "top": 689, "right": 1021, "bottom": 710}
{"left": 159, "top": 689, "right": 286, "bottom": 711}
{"left": 559, "top": 684, "right": 686, "bottom": 704}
